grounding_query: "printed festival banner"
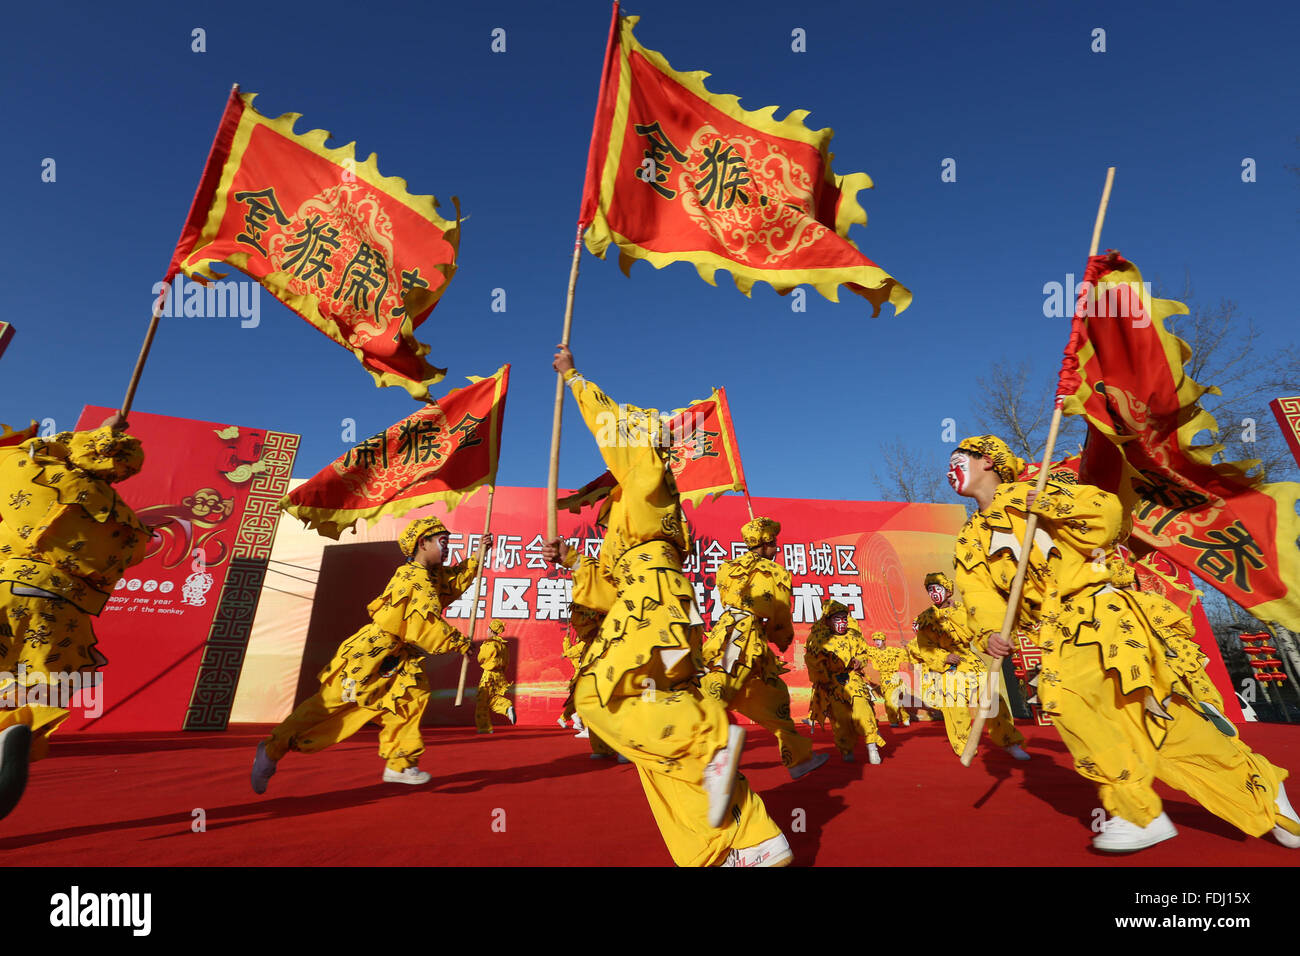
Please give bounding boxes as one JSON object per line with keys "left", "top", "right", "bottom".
{"left": 247, "top": 488, "right": 971, "bottom": 725}
{"left": 63, "top": 406, "right": 298, "bottom": 732}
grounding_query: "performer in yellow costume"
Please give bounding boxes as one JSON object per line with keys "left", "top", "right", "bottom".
{"left": 700, "top": 516, "right": 826, "bottom": 779}
{"left": 252, "top": 517, "right": 487, "bottom": 791}
{"left": 558, "top": 550, "right": 620, "bottom": 759}
{"left": 864, "top": 631, "right": 911, "bottom": 727}
{"left": 946, "top": 434, "right": 1299, "bottom": 852}
{"left": 475, "top": 619, "right": 516, "bottom": 734}
{"left": 542, "top": 344, "right": 789, "bottom": 867}
{"left": 0, "top": 414, "right": 148, "bottom": 820}
{"left": 805, "top": 599, "right": 885, "bottom": 764}
{"left": 907, "top": 571, "right": 1029, "bottom": 760}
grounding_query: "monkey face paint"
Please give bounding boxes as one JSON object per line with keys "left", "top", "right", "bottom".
{"left": 927, "top": 584, "right": 950, "bottom": 607}
{"left": 948, "top": 452, "right": 973, "bottom": 493}
{"left": 830, "top": 613, "right": 848, "bottom": 635}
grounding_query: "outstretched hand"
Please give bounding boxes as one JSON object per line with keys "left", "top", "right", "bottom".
{"left": 553, "top": 344, "right": 574, "bottom": 374}
{"left": 541, "top": 536, "right": 569, "bottom": 566}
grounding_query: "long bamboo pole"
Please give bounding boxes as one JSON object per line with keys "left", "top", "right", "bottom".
{"left": 121, "top": 292, "right": 170, "bottom": 416}
{"left": 455, "top": 487, "right": 497, "bottom": 707}
{"left": 960, "top": 167, "right": 1115, "bottom": 767}
{"left": 546, "top": 227, "right": 585, "bottom": 542}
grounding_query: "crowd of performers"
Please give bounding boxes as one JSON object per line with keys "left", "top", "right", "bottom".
{"left": 2, "top": 349, "right": 1299, "bottom": 866}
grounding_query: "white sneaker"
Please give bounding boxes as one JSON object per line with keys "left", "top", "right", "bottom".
{"left": 1005, "top": 744, "right": 1031, "bottom": 761}
{"left": 704, "top": 725, "right": 746, "bottom": 828}
{"left": 250, "top": 740, "right": 277, "bottom": 795}
{"left": 788, "top": 752, "right": 829, "bottom": 780}
{"left": 572, "top": 713, "right": 586, "bottom": 733}
{"left": 802, "top": 718, "right": 815, "bottom": 732}
{"left": 0, "top": 724, "right": 33, "bottom": 821}
{"left": 1092, "top": 811, "right": 1177, "bottom": 852}
{"left": 382, "top": 766, "right": 431, "bottom": 785}
{"left": 507, "top": 705, "right": 516, "bottom": 725}
{"left": 720, "top": 832, "right": 792, "bottom": 867}
{"left": 557, "top": 716, "right": 569, "bottom": 729}
{"left": 867, "top": 743, "right": 882, "bottom": 765}
{"left": 1273, "top": 782, "right": 1300, "bottom": 848}
{"left": 574, "top": 728, "right": 590, "bottom": 739}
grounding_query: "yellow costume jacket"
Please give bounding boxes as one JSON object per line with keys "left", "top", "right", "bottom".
{"left": 805, "top": 604, "right": 872, "bottom": 706}
{"left": 0, "top": 427, "right": 149, "bottom": 614}
{"left": 909, "top": 604, "right": 986, "bottom": 707}
{"left": 702, "top": 551, "right": 793, "bottom": 680}
{"left": 564, "top": 369, "right": 699, "bottom": 705}
{"left": 954, "top": 480, "right": 1220, "bottom": 744}
{"left": 321, "top": 558, "right": 478, "bottom": 715}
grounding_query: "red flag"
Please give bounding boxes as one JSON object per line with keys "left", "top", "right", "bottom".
{"left": 560, "top": 386, "right": 749, "bottom": 514}
{"left": 283, "top": 366, "right": 509, "bottom": 538}
{"left": 579, "top": 6, "right": 910, "bottom": 315}
{"left": 1059, "top": 252, "right": 1300, "bottom": 630}
{"left": 167, "top": 87, "right": 461, "bottom": 400}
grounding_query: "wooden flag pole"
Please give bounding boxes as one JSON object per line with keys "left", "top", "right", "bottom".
{"left": 960, "top": 166, "right": 1115, "bottom": 767}
{"left": 547, "top": 226, "right": 585, "bottom": 543}
{"left": 121, "top": 292, "right": 170, "bottom": 417}
{"left": 455, "top": 486, "right": 497, "bottom": 707}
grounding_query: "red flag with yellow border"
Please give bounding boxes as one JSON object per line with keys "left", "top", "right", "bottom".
{"left": 560, "top": 385, "right": 748, "bottom": 514}
{"left": 167, "top": 87, "right": 461, "bottom": 400}
{"left": 282, "top": 365, "right": 509, "bottom": 538}
{"left": 579, "top": 6, "right": 910, "bottom": 315}
{"left": 1058, "top": 252, "right": 1300, "bottom": 630}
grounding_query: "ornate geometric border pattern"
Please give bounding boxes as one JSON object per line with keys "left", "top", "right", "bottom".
{"left": 184, "top": 430, "right": 300, "bottom": 730}
{"left": 1270, "top": 397, "right": 1300, "bottom": 469}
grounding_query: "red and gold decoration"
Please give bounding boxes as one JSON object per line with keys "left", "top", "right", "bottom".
{"left": 166, "top": 87, "right": 461, "bottom": 399}
{"left": 283, "top": 365, "right": 510, "bottom": 538}
{"left": 0, "top": 321, "right": 14, "bottom": 360}
{"left": 1240, "top": 631, "right": 1288, "bottom": 684}
{"left": 1058, "top": 252, "right": 1300, "bottom": 631}
{"left": 578, "top": 7, "right": 910, "bottom": 315}
{"left": 559, "top": 385, "right": 748, "bottom": 513}
{"left": 1270, "top": 396, "right": 1300, "bottom": 468}
{"left": 63, "top": 406, "right": 299, "bottom": 733}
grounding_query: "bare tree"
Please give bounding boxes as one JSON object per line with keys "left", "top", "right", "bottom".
{"left": 972, "top": 360, "right": 1087, "bottom": 464}
{"left": 871, "top": 437, "right": 952, "bottom": 504}
{"left": 1156, "top": 280, "right": 1300, "bottom": 483}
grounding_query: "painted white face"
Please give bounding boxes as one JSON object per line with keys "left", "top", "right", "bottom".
{"left": 927, "top": 584, "right": 949, "bottom": 607}
{"left": 948, "top": 452, "right": 972, "bottom": 493}
{"left": 830, "top": 613, "right": 848, "bottom": 635}
{"left": 424, "top": 533, "right": 449, "bottom": 564}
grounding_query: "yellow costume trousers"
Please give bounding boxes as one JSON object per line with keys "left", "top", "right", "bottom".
{"left": 1049, "top": 637, "right": 1288, "bottom": 835}
{"left": 0, "top": 705, "right": 69, "bottom": 763}
{"left": 939, "top": 698, "right": 1024, "bottom": 757}
{"left": 573, "top": 670, "right": 781, "bottom": 866}
{"left": 475, "top": 673, "right": 512, "bottom": 732}
{"left": 265, "top": 673, "right": 430, "bottom": 771}
{"left": 879, "top": 678, "right": 909, "bottom": 726}
{"left": 700, "top": 665, "right": 813, "bottom": 769}
{"left": 827, "top": 677, "right": 884, "bottom": 756}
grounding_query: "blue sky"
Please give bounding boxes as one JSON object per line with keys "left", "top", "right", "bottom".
{"left": 2, "top": 0, "right": 1297, "bottom": 501}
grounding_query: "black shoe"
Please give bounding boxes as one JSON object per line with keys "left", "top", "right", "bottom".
{"left": 0, "top": 725, "right": 33, "bottom": 821}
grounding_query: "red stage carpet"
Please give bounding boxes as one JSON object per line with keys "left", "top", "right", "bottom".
{"left": 5, "top": 722, "right": 1298, "bottom": 866}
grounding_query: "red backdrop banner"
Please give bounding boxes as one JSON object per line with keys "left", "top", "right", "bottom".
{"left": 298, "top": 488, "right": 969, "bottom": 725}
{"left": 64, "top": 406, "right": 298, "bottom": 732}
